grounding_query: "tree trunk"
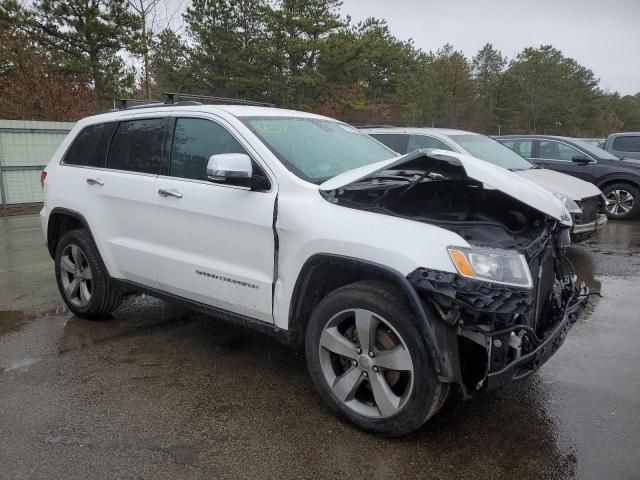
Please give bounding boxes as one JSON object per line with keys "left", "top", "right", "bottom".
{"left": 141, "top": 10, "right": 150, "bottom": 100}
{"left": 89, "top": 50, "right": 105, "bottom": 110}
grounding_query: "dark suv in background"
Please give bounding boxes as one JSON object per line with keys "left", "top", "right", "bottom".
{"left": 496, "top": 135, "right": 640, "bottom": 220}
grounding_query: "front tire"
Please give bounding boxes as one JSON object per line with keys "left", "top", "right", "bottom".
{"left": 305, "top": 280, "right": 447, "bottom": 436}
{"left": 602, "top": 183, "right": 640, "bottom": 219}
{"left": 54, "top": 229, "right": 122, "bottom": 319}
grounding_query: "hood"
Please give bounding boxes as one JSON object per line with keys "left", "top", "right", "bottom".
{"left": 515, "top": 168, "right": 601, "bottom": 201}
{"left": 320, "top": 149, "right": 572, "bottom": 225}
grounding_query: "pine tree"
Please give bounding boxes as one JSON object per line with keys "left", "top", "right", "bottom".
{"left": 5, "top": 0, "right": 140, "bottom": 108}
{"left": 472, "top": 43, "right": 506, "bottom": 131}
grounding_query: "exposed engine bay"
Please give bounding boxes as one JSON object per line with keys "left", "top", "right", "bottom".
{"left": 321, "top": 155, "right": 550, "bottom": 250}
{"left": 321, "top": 153, "right": 588, "bottom": 397}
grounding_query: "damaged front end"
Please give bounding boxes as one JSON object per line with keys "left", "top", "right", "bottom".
{"left": 321, "top": 149, "right": 588, "bottom": 396}
{"left": 407, "top": 233, "right": 587, "bottom": 394}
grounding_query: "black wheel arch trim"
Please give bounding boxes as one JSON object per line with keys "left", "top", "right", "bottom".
{"left": 596, "top": 175, "right": 640, "bottom": 191}
{"left": 288, "top": 253, "right": 452, "bottom": 381}
{"left": 47, "top": 207, "right": 102, "bottom": 260}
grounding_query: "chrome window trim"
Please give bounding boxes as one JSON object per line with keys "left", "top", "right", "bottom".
{"left": 156, "top": 174, "right": 262, "bottom": 192}
{"left": 58, "top": 163, "right": 159, "bottom": 178}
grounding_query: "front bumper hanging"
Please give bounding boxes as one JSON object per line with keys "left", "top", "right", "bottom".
{"left": 484, "top": 289, "right": 587, "bottom": 389}
{"left": 408, "top": 261, "right": 588, "bottom": 393}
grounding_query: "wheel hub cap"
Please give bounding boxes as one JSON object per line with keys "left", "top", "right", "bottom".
{"left": 59, "top": 244, "right": 92, "bottom": 308}
{"left": 358, "top": 355, "right": 373, "bottom": 370}
{"left": 605, "top": 189, "right": 634, "bottom": 216}
{"left": 318, "top": 308, "right": 414, "bottom": 418}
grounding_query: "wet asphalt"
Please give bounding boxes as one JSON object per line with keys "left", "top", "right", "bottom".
{"left": 0, "top": 214, "right": 639, "bottom": 480}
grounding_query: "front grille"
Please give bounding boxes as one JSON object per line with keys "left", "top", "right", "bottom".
{"left": 575, "top": 196, "right": 599, "bottom": 224}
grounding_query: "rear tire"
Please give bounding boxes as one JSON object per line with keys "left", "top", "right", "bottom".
{"left": 54, "top": 229, "right": 122, "bottom": 319}
{"left": 602, "top": 183, "right": 640, "bottom": 219}
{"left": 305, "top": 280, "right": 447, "bottom": 436}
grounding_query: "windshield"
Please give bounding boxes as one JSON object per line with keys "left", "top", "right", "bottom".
{"left": 241, "top": 116, "right": 397, "bottom": 183}
{"left": 449, "top": 134, "right": 535, "bottom": 170}
{"left": 571, "top": 138, "right": 620, "bottom": 160}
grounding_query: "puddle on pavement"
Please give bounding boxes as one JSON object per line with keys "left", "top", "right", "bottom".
{"left": 0, "top": 307, "right": 68, "bottom": 336}
{"left": 0, "top": 356, "right": 40, "bottom": 375}
{"left": 593, "top": 220, "right": 640, "bottom": 250}
{"left": 567, "top": 247, "right": 601, "bottom": 291}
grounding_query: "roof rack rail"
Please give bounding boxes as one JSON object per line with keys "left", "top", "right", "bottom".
{"left": 164, "top": 92, "right": 275, "bottom": 108}
{"left": 99, "top": 93, "right": 275, "bottom": 115}
{"left": 116, "top": 99, "right": 164, "bottom": 110}
{"left": 354, "top": 124, "right": 398, "bottom": 129}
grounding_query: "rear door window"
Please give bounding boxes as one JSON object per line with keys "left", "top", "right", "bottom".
{"left": 369, "top": 134, "right": 409, "bottom": 154}
{"left": 538, "top": 140, "right": 583, "bottom": 161}
{"left": 64, "top": 122, "right": 116, "bottom": 167}
{"left": 407, "top": 135, "right": 455, "bottom": 152}
{"left": 613, "top": 136, "right": 640, "bottom": 152}
{"left": 107, "top": 118, "right": 167, "bottom": 174}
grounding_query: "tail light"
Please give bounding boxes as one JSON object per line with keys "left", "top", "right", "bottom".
{"left": 40, "top": 171, "right": 47, "bottom": 190}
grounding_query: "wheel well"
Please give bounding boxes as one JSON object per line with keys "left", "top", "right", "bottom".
{"left": 598, "top": 178, "right": 640, "bottom": 192}
{"left": 288, "top": 256, "right": 414, "bottom": 345}
{"left": 46, "top": 210, "right": 86, "bottom": 258}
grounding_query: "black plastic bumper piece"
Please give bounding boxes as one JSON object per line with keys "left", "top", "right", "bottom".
{"left": 484, "top": 294, "right": 587, "bottom": 390}
{"left": 407, "top": 268, "right": 533, "bottom": 314}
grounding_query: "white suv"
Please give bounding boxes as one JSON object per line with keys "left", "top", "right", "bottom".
{"left": 40, "top": 98, "right": 587, "bottom": 436}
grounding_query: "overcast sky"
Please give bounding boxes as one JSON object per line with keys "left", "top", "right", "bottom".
{"left": 340, "top": 0, "right": 639, "bottom": 95}
{"left": 168, "top": 0, "right": 639, "bottom": 95}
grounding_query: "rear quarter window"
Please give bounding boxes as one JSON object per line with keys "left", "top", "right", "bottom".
{"left": 63, "top": 123, "right": 117, "bottom": 167}
{"left": 613, "top": 136, "right": 640, "bottom": 152}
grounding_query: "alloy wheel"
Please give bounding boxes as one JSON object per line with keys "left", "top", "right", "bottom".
{"left": 318, "top": 308, "right": 414, "bottom": 418}
{"left": 605, "top": 189, "right": 635, "bottom": 216}
{"left": 59, "top": 244, "right": 93, "bottom": 308}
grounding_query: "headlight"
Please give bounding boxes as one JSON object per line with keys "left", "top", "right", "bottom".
{"left": 553, "top": 192, "right": 582, "bottom": 214}
{"left": 448, "top": 247, "right": 533, "bottom": 289}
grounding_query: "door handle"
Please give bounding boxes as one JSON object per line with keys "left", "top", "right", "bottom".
{"left": 86, "top": 177, "right": 104, "bottom": 186}
{"left": 158, "top": 188, "right": 183, "bottom": 199}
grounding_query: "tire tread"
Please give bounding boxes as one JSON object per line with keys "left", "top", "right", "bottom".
{"left": 305, "top": 279, "right": 447, "bottom": 436}
{"left": 54, "top": 229, "right": 122, "bottom": 319}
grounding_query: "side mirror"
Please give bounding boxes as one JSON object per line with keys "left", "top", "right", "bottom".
{"left": 207, "top": 153, "right": 253, "bottom": 187}
{"left": 572, "top": 155, "right": 594, "bottom": 165}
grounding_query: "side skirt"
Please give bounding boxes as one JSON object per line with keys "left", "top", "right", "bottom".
{"left": 112, "top": 279, "right": 296, "bottom": 347}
